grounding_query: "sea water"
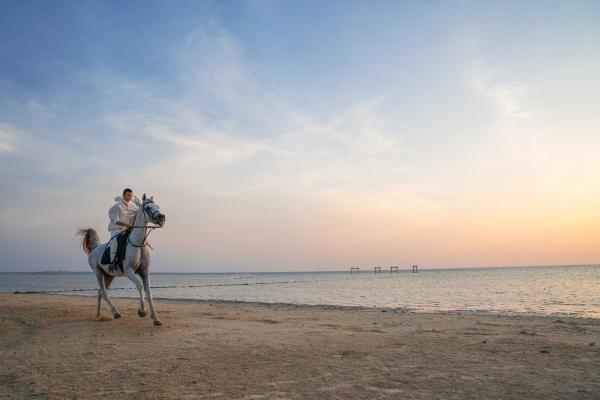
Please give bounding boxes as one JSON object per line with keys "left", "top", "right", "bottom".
{"left": 1, "top": 265, "right": 599, "bottom": 318}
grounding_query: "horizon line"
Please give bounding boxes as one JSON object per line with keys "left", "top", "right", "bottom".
{"left": 1, "top": 263, "right": 599, "bottom": 274}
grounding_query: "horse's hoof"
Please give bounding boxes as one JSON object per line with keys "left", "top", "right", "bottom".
{"left": 153, "top": 320, "right": 162, "bottom": 326}
{"left": 113, "top": 313, "right": 122, "bottom": 319}
{"left": 138, "top": 310, "right": 147, "bottom": 318}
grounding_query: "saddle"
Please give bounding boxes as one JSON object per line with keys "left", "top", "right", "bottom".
{"left": 101, "top": 229, "right": 132, "bottom": 274}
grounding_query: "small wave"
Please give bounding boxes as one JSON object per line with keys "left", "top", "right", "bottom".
{"left": 12, "top": 278, "right": 335, "bottom": 294}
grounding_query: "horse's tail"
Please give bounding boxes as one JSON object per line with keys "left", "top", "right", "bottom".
{"left": 76, "top": 228, "right": 101, "bottom": 255}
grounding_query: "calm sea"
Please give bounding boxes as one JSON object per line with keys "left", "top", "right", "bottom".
{"left": 1, "top": 265, "right": 599, "bottom": 318}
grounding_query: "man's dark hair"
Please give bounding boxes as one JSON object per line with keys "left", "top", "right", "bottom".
{"left": 123, "top": 188, "right": 133, "bottom": 196}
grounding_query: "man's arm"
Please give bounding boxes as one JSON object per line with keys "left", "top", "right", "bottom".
{"left": 109, "top": 205, "right": 132, "bottom": 228}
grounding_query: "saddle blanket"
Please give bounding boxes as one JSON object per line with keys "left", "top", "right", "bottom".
{"left": 101, "top": 230, "right": 131, "bottom": 273}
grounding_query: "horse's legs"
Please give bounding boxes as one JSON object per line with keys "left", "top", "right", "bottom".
{"left": 140, "top": 270, "right": 161, "bottom": 326}
{"left": 104, "top": 274, "right": 115, "bottom": 289}
{"left": 96, "top": 273, "right": 116, "bottom": 318}
{"left": 123, "top": 265, "right": 146, "bottom": 318}
{"left": 94, "top": 268, "right": 120, "bottom": 319}
{"left": 96, "top": 289, "right": 102, "bottom": 319}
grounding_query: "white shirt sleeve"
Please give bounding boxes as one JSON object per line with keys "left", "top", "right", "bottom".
{"left": 108, "top": 204, "right": 122, "bottom": 231}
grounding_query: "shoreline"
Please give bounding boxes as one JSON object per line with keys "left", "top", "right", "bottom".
{"left": 1, "top": 293, "right": 599, "bottom": 399}
{"left": 3, "top": 265, "right": 599, "bottom": 320}
{"left": 8, "top": 291, "right": 599, "bottom": 320}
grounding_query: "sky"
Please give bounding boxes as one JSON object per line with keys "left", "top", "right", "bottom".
{"left": 0, "top": 0, "right": 599, "bottom": 272}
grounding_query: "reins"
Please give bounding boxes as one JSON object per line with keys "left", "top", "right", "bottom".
{"left": 126, "top": 202, "right": 163, "bottom": 249}
{"left": 127, "top": 226, "right": 159, "bottom": 248}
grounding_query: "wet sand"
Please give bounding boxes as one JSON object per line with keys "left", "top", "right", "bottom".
{"left": 1, "top": 293, "right": 599, "bottom": 399}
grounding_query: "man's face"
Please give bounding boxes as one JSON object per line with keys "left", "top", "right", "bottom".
{"left": 123, "top": 191, "right": 133, "bottom": 202}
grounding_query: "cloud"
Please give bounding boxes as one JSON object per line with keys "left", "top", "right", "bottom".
{"left": 178, "top": 24, "right": 248, "bottom": 99}
{"left": 469, "top": 60, "right": 554, "bottom": 180}
{"left": 0, "top": 21, "right": 448, "bottom": 271}
{"left": 95, "top": 23, "right": 415, "bottom": 203}
{"left": 472, "top": 61, "right": 531, "bottom": 122}
{"left": 0, "top": 124, "right": 19, "bottom": 153}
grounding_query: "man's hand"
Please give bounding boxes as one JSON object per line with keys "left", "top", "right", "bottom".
{"left": 115, "top": 221, "right": 132, "bottom": 228}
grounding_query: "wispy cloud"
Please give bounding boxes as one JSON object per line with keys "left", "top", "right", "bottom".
{"left": 95, "top": 23, "right": 417, "bottom": 205}
{"left": 469, "top": 60, "right": 555, "bottom": 182}
{"left": 178, "top": 24, "right": 249, "bottom": 100}
{"left": 0, "top": 124, "right": 20, "bottom": 153}
{"left": 472, "top": 61, "right": 531, "bottom": 123}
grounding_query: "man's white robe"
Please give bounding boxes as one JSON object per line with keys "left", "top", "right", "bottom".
{"left": 107, "top": 196, "right": 139, "bottom": 262}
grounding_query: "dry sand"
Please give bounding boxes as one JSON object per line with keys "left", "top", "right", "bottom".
{"left": 1, "top": 293, "right": 599, "bottom": 399}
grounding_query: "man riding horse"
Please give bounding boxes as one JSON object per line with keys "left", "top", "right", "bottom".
{"left": 78, "top": 190, "right": 166, "bottom": 325}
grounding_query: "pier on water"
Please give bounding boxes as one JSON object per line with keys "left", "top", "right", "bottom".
{"left": 349, "top": 265, "right": 420, "bottom": 273}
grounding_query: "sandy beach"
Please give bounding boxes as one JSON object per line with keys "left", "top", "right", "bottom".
{"left": 1, "top": 294, "right": 599, "bottom": 399}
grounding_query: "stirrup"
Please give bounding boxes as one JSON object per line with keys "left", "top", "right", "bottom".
{"left": 108, "top": 261, "right": 120, "bottom": 274}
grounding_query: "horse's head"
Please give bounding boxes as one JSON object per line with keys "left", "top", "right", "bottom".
{"left": 141, "top": 193, "right": 166, "bottom": 227}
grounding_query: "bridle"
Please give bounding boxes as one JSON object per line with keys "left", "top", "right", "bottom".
{"left": 127, "top": 201, "right": 164, "bottom": 248}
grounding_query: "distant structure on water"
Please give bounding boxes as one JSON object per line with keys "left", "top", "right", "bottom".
{"left": 349, "top": 265, "right": 419, "bottom": 273}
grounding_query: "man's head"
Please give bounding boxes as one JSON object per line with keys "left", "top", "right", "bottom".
{"left": 122, "top": 188, "right": 133, "bottom": 202}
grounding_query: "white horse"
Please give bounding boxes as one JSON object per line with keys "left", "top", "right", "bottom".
{"left": 77, "top": 194, "right": 166, "bottom": 326}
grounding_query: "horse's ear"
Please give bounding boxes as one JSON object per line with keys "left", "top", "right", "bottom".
{"left": 150, "top": 196, "right": 154, "bottom": 201}
{"left": 142, "top": 193, "right": 146, "bottom": 201}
